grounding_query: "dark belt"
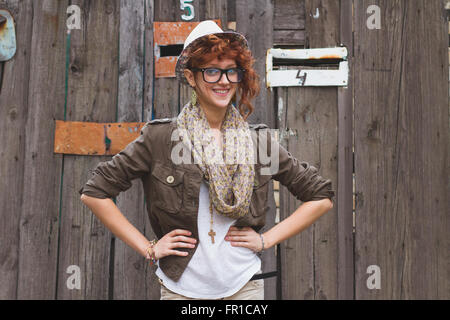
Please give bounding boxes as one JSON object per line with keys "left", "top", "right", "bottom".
{"left": 250, "top": 271, "right": 278, "bottom": 281}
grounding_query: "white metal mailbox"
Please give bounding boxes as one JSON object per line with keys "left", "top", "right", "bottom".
{"left": 266, "top": 47, "right": 349, "bottom": 88}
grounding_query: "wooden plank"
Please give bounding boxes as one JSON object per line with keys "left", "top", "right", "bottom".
{"left": 354, "top": 0, "right": 449, "bottom": 299}
{"left": 304, "top": 0, "right": 339, "bottom": 301}
{"left": 204, "top": 0, "right": 228, "bottom": 27}
{"left": 273, "top": 30, "right": 306, "bottom": 46}
{"left": 337, "top": 0, "right": 354, "bottom": 300}
{"left": 277, "top": 0, "right": 339, "bottom": 300}
{"left": 0, "top": 0, "right": 33, "bottom": 299}
{"left": 57, "top": 0, "right": 119, "bottom": 299}
{"left": 274, "top": 0, "right": 305, "bottom": 30}
{"left": 236, "top": 0, "right": 277, "bottom": 300}
{"left": 153, "top": 0, "right": 180, "bottom": 117}
{"left": 114, "top": 0, "right": 160, "bottom": 300}
{"left": 178, "top": 0, "right": 201, "bottom": 112}
{"left": 227, "top": 0, "right": 236, "bottom": 23}
{"left": 305, "top": 0, "right": 340, "bottom": 48}
{"left": 143, "top": 0, "right": 155, "bottom": 123}
{"left": 141, "top": 0, "right": 160, "bottom": 300}
{"left": 16, "top": 0, "right": 68, "bottom": 299}
{"left": 280, "top": 85, "right": 338, "bottom": 300}
{"left": 277, "top": 87, "right": 314, "bottom": 300}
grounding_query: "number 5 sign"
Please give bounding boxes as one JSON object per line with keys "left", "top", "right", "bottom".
{"left": 180, "top": 0, "right": 195, "bottom": 21}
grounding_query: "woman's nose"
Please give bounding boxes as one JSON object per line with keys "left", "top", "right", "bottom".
{"left": 218, "top": 72, "right": 230, "bottom": 84}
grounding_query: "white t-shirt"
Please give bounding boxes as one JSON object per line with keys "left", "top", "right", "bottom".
{"left": 156, "top": 181, "right": 261, "bottom": 299}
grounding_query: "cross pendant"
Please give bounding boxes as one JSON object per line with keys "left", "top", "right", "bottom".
{"left": 208, "top": 229, "right": 216, "bottom": 244}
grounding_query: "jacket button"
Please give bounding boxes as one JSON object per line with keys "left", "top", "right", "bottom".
{"left": 166, "top": 175, "right": 174, "bottom": 184}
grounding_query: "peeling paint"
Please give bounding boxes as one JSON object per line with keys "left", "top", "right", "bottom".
{"left": 277, "top": 96, "right": 284, "bottom": 124}
{"left": 312, "top": 8, "right": 320, "bottom": 19}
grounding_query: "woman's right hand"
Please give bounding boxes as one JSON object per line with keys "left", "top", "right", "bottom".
{"left": 153, "top": 229, "right": 197, "bottom": 260}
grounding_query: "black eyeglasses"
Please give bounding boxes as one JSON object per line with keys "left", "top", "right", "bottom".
{"left": 191, "top": 67, "right": 245, "bottom": 83}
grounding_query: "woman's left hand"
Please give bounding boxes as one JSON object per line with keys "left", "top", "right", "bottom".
{"left": 225, "top": 226, "right": 263, "bottom": 253}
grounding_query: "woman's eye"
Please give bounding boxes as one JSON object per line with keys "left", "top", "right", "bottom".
{"left": 205, "top": 69, "right": 219, "bottom": 76}
{"left": 227, "top": 69, "right": 238, "bottom": 75}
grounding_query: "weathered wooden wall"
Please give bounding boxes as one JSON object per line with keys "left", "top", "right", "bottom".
{"left": 0, "top": 0, "right": 447, "bottom": 300}
{"left": 277, "top": 0, "right": 340, "bottom": 300}
{"left": 353, "top": 0, "right": 449, "bottom": 299}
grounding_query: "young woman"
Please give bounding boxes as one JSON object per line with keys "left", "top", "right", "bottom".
{"left": 79, "top": 21, "right": 335, "bottom": 300}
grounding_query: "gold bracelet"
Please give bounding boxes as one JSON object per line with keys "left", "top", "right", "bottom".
{"left": 145, "top": 240, "right": 158, "bottom": 265}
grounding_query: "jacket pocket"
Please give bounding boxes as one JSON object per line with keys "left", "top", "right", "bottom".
{"left": 250, "top": 168, "right": 272, "bottom": 217}
{"left": 151, "top": 163, "right": 184, "bottom": 214}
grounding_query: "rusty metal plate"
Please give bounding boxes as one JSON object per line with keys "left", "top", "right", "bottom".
{"left": 154, "top": 20, "right": 221, "bottom": 78}
{"left": 54, "top": 120, "right": 146, "bottom": 156}
{"left": 0, "top": 9, "right": 16, "bottom": 61}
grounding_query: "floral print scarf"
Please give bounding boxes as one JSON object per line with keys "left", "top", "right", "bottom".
{"left": 176, "top": 101, "right": 255, "bottom": 219}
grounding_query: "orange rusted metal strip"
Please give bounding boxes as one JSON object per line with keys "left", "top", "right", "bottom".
{"left": 54, "top": 120, "right": 146, "bottom": 156}
{"left": 309, "top": 55, "right": 343, "bottom": 59}
{"left": 153, "top": 20, "right": 221, "bottom": 45}
{"left": 155, "top": 56, "right": 178, "bottom": 78}
{"left": 154, "top": 20, "right": 221, "bottom": 78}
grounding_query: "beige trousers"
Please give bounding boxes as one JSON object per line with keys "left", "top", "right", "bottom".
{"left": 159, "top": 276, "right": 264, "bottom": 300}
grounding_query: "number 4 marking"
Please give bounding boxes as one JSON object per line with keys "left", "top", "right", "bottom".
{"left": 296, "top": 69, "right": 307, "bottom": 86}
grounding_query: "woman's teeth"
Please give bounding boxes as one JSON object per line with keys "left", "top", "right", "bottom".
{"left": 213, "top": 89, "right": 229, "bottom": 95}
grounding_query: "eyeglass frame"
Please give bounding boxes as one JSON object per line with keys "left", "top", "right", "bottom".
{"left": 190, "top": 67, "right": 245, "bottom": 83}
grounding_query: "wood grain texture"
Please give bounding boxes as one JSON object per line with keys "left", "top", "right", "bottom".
{"left": 274, "top": 0, "right": 305, "bottom": 30}
{"left": 236, "top": 0, "right": 277, "bottom": 300}
{"left": 273, "top": 30, "right": 306, "bottom": 46}
{"left": 57, "top": 0, "right": 119, "bottom": 299}
{"left": 354, "top": 0, "right": 449, "bottom": 299}
{"left": 15, "top": 0, "right": 68, "bottom": 299}
{"left": 0, "top": 0, "right": 33, "bottom": 299}
{"left": 337, "top": 0, "right": 354, "bottom": 300}
{"left": 143, "top": 0, "right": 154, "bottom": 123}
{"left": 153, "top": 0, "right": 180, "bottom": 117}
{"left": 114, "top": 0, "right": 160, "bottom": 300}
{"left": 277, "top": 0, "right": 339, "bottom": 300}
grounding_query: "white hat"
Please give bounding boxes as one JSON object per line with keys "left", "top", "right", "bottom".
{"left": 175, "top": 20, "right": 248, "bottom": 84}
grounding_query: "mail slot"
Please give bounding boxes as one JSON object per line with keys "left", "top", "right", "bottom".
{"left": 154, "top": 20, "right": 221, "bottom": 78}
{"left": 266, "top": 47, "right": 349, "bottom": 87}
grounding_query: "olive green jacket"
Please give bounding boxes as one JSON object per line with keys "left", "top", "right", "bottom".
{"left": 79, "top": 117, "right": 335, "bottom": 282}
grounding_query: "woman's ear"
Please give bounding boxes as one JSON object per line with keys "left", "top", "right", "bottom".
{"left": 184, "top": 69, "right": 196, "bottom": 88}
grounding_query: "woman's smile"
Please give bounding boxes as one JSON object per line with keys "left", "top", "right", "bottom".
{"left": 212, "top": 87, "right": 231, "bottom": 97}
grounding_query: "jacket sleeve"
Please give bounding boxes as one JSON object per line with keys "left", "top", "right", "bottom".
{"left": 270, "top": 134, "right": 335, "bottom": 203}
{"left": 78, "top": 123, "right": 152, "bottom": 199}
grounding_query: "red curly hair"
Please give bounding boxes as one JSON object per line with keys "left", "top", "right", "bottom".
{"left": 185, "top": 34, "right": 260, "bottom": 120}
